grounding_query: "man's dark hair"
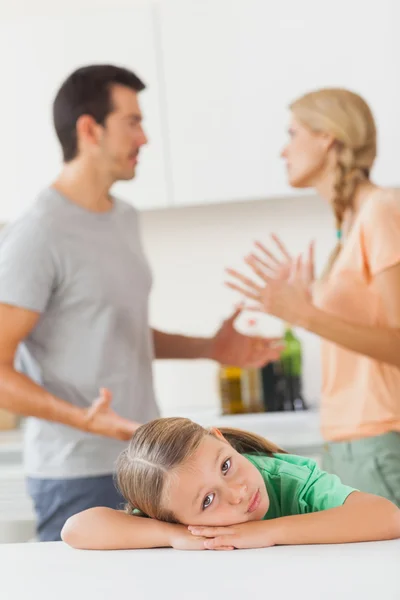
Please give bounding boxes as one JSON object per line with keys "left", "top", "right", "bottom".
{"left": 53, "top": 64, "right": 146, "bottom": 162}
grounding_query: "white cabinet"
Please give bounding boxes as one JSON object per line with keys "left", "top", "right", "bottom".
{"left": 157, "top": 0, "right": 398, "bottom": 207}
{"left": 0, "top": 4, "right": 169, "bottom": 221}
{"left": 1, "top": 1, "right": 398, "bottom": 218}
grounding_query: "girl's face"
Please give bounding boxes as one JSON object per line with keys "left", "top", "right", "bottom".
{"left": 164, "top": 432, "right": 269, "bottom": 526}
{"left": 281, "top": 115, "right": 333, "bottom": 189}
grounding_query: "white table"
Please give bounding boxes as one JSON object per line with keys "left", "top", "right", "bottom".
{"left": 0, "top": 540, "right": 398, "bottom": 600}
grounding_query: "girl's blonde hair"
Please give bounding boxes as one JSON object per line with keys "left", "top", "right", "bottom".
{"left": 290, "top": 88, "right": 377, "bottom": 274}
{"left": 115, "top": 417, "right": 285, "bottom": 523}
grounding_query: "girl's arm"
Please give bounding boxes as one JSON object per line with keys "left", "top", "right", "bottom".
{"left": 269, "top": 492, "right": 400, "bottom": 545}
{"left": 189, "top": 493, "right": 400, "bottom": 549}
{"left": 61, "top": 508, "right": 173, "bottom": 550}
{"left": 61, "top": 507, "right": 211, "bottom": 551}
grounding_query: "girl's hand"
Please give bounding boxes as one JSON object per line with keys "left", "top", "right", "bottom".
{"left": 225, "top": 254, "right": 315, "bottom": 328}
{"left": 168, "top": 524, "right": 234, "bottom": 551}
{"left": 188, "top": 521, "right": 276, "bottom": 550}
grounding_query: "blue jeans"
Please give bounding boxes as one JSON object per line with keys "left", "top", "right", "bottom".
{"left": 26, "top": 474, "right": 125, "bottom": 542}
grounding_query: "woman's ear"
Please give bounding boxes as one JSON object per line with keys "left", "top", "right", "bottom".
{"left": 321, "top": 132, "right": 337, "bottom": 152}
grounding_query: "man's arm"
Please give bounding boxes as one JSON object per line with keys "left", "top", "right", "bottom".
{"left": 0, "top": 304, "right": 138, "bottom": 440}
{"left": 152, "top": 329, "right": 212, "bottom": 359}
{"left": 152, "top": 308, "right": 283, "bottom": 367}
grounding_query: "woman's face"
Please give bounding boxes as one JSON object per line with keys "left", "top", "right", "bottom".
{"left": 164, "top": 432, "right": 269, "bottom": 527}
{"left": 281, "top": 114, "right": 333, "bottom": 188}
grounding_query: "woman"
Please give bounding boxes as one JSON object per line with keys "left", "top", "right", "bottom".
{"left": 61, "top": 417, "right": 400, "bottom": 550}
{"left": 226, "top": 88, "right": 400, "bottom": 507}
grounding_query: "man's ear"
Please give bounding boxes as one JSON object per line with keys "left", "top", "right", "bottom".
{"left": 76, "top": 114, "right": 103, "bottom": 150}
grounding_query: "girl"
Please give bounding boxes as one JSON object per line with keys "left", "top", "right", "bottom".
{"left": 61, "top": 417, "right": 400, "bottom": 550}
{"left": 226, "top": 88, "right": 400, "bottom": 506}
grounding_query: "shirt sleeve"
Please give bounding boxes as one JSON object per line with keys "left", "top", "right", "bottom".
{"left": 297, "top": 458, "right": 357, "bottom": 513}
{"left": 361, "top": 193, "right": 400, "bottom": 277}
{"left": 0, "top": 219, "right": 56, "bottom": 313}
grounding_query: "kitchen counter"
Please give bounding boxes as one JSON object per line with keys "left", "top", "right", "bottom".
{"left": 179, "top": 408, "right": 324, "bottom": 455}
{"left": 0, "top": 428, "right": 23, "bottom": 464}
{"left": 1, "top": 539, "right": 399, "bottom": 600}
{"left": 0, "top": 428, "right": 36, "bottom": 543}
{"left": 0, "top": 409, "right": 324, "bottom": 461}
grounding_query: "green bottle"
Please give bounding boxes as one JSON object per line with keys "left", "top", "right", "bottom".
{"left": 280, "top": 325, "right": 307, "bottom": 411}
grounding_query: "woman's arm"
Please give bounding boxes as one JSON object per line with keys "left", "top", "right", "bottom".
{"left": 189, "top": 492, "right": 400, "bottom": 549}
{"left": 303, "top": 262, "right": 400, "bottom": 366}
{"left": 227, "top": 260, "right": 400, "bottom": 368}
{"left": 303, "top": 313, "right": 400, "bottom": 369}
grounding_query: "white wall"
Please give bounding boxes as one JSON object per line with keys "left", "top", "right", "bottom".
{"left": 140, "top": 194, "right": 334, "bottom": 415}
{"left": 1, "top": 0, "right": 150, "bottom": 16}
{"left": 0, "top": 0, "right": 355, "bottom": 416}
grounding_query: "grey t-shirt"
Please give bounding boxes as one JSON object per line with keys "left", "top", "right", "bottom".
{"left": 0, "top": 188, "right": 159, "bottom": 478}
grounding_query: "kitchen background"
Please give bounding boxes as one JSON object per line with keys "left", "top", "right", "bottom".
{"left": 144, "top": 194, "right": 330, "bottom": 415}
{"left": 1, "top": 0, "right": 399, "bottom": 542}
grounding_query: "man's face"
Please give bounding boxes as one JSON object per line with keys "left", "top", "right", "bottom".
{"left": 97, "top": 84, "right": 148, "bottom": 181}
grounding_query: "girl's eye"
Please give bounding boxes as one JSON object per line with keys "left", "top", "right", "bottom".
{"left": 202, "top": 493, "right": 214, "bottom": 510}
{"left": 202, "top": 459, "right": 232, "bottom": 510}
{"left": 221, "top": 458, "right": 231, "bottom": 474}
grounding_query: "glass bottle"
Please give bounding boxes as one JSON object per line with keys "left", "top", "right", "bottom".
{"left": 280, "top": 325, "right": 308, "bottom": 411}
{"left": 240, "top": 319, "right": 265, "bottom": 413}
{"left": 218, "top": 365, "right": 245, "bottom": 415}
{"left": 261, "top": 360, "right": 285, "bottom": 412}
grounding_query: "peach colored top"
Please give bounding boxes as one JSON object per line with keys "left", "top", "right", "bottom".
{"left": 314, "top": 189, "right": 400, "bottom": 442}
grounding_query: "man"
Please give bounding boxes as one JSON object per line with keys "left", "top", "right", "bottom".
{"left": 0, "top": 65, "right": 281, "bottom": 541}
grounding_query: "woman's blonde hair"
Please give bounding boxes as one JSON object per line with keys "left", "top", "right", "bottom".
{"left": 115, "top": 417, "right": 285, "bottom": 523}
{"left": 290, "top": 88, "right": 377, "bottom": 274}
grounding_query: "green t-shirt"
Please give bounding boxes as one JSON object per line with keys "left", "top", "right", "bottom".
{"left": 245, "top": 453, "right": 357, "bottom": 519}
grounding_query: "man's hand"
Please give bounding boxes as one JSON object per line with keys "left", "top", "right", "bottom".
{"left": 84, "top": 388, "right": 140, "bottom": 441}
{"left": 207, "top": 307, "right": 283, "bottom": 369}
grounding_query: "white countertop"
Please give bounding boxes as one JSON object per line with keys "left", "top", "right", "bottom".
{"left": 0, "top": 410, "right": 324, "bottom": 461}
{"left": 1, "top": 540, "right": 398, "bottom": 600}
{"left": 0, "top": 428, "right": 23, "bottom": 456}
{"left": 178, "top": 408, "right": 324, "bottom": 454}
